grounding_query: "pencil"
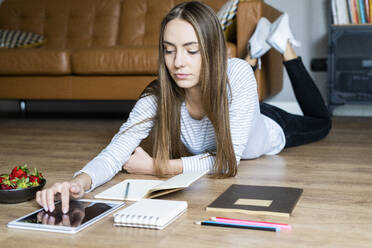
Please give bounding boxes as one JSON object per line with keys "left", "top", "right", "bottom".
{"left": 211, "top": 217, "right": 291, "bottom": 230}
{"left": 195, "top": 220, "right": 279, "bottom": 232}
{"left": 124, "top": 182, "right": 130, "bottom": 200}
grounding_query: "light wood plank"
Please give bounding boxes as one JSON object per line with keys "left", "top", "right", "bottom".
{"left": 0, "top": 116, "right": 372, "bottom": 247}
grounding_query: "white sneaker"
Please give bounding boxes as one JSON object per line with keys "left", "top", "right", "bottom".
{"left": 248, "top": 17, "right": 271, "bottom": 59}
{"left": 266, "top": 13, "right": 301, "bottom": 54}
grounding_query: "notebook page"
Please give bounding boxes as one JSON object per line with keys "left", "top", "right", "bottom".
{"left": 94, "top": 179, "right": 163, "bottom": 201}
{"left": 113, "top": 199, "right": 187, "bottom": 229}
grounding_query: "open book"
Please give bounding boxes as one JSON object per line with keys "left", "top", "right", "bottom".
{"left": 94, "top": 171, "right": 208, "bottom": 201}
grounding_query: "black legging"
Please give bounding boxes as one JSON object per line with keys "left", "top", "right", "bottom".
{"left": 259, "top": 57, "right": 332, "bottom": 147}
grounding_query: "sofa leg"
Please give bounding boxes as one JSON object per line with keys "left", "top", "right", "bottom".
{"left": 19, "top": 100, "right": 27, "bottom": 116}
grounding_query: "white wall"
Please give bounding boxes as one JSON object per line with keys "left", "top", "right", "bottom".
{"left": 264, "top": 0, "right": 329, "bottom": 114}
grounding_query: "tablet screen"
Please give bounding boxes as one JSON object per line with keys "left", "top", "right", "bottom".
{"left": 18, "top": 201, "right": 114, "bottom": 227}
{"left": 8, "top": 199, "right": 125, "bottom": 233}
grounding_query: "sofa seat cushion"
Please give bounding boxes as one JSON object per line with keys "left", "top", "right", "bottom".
{"left": 72, "top": 46, "right": 158, "bottom": 75}
{"left": 0, "top": 48, "right": 71, "bottom": 75}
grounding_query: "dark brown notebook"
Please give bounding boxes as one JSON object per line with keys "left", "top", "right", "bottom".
{"left": 206, "top": 184, "right": 303, "bottom": 217}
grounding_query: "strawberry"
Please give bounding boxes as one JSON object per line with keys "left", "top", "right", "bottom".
{"left": 0, "top": 184, "right": 13, "bottom": 190}
{"left": 31, "top": 180, "right": 40, "bottom": 187}
{"left": 10, "top": 165, "right": 29, "bottom": 179}
{"left": 29, "top": 175, "right": 41, "bottom": 184}
{"left": 1, "top": 165, "right": 44, "bottom": 190}
{"left": 0, "top": 174, "right": 8, "bottom": 184}
{"left": 30, "top": 168, "right": 43, "bottom": 180}
{"left": 16, "top": 177, "right": 32, "bottom": 189}
{"left": 1, "top": 178, "right": 16, "bottom": 189}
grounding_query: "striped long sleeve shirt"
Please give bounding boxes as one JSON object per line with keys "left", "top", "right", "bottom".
{"left": 78, "top": 58, "right": 285, "bottom": 190}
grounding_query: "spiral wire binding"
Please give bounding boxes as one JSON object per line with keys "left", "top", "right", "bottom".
{"left": 114, "top": 213, "right": 161, "bottom": 229}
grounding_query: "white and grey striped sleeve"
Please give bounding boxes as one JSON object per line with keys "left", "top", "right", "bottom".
{"left": 181, "top": 153, "right": 215, "bottom": 173}
{"left": 181, "top": 58, "right": 259, "bottom": 173}
{"left": 76, "top": 95, "right": 157, "bottom": 191}
{"left": 228, "top": 58, "right": 260, "bottom": 164}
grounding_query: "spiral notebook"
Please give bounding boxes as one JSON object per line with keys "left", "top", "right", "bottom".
{"left": 113, "top": 199, "right": 187, "bottom": 230}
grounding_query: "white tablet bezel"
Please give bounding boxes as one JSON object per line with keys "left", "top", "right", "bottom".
{"left": 7, "top": 199, "right": 125, "bottom": 234}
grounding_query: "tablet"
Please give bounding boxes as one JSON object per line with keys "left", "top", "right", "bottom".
{"left": 7, "top": 199, "right": 125, "bottom": 234}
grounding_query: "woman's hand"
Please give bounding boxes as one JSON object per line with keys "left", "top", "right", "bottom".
{"left": 36, "top": 201, "right": 88, "bottom": 227}
{"left": 123, "top": 146, "right": 155, "bottom": 175}
{"left": 36, "top": 173, "right": 91, "bottom": 214}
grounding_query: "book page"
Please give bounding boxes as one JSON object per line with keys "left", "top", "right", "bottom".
{"left": 94, "top": 179, "right": 163, "bottom": 201}
{"left": 95, "top": 171, "right": 207, "bottom": 201}
{"left": 148, "top": 171, "right": 208, "bottom": 193}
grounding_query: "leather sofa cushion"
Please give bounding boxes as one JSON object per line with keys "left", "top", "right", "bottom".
{"left": 72, "top": 46, "right": 158, "bottom": 74}
{"left": 118, "top": 0, "right": 226, "bottom": 47}
{"left": 0, "top": 48, "right": 71, "bottom": 75}
{"left": 0, "top": 0, "right": 122, "bottom": 49}
{"left": 0, "top": 0, "right": 225, "bottom": 49}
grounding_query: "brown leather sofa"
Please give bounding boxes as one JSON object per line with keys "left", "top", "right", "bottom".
{"left": 0, "top": 0, "right": 282, "bottom": 102}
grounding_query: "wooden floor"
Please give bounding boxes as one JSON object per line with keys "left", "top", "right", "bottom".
{"left": 1, "top": 115, "right": 372, "bottom": 247}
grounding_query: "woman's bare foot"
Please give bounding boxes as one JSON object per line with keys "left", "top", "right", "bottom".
{"left": 245, "top": 53, "right": 258, "bottom": 67}
{"left": 283, "top": 41, "right": 298, "bottom": 61}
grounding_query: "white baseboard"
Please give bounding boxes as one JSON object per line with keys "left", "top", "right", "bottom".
{"left": 332, "top": 104, "right": 372, "bottom": 117}
{"left": 264, "top": 100, "right": 372, "bottom": 117}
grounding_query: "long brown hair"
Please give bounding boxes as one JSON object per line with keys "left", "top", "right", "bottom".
{"left": 143, "top": 1, "right": 237, "bottom": 177}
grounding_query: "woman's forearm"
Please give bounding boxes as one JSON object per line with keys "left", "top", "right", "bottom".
{"left": 169, "top": 159, "right": 183, "bottom": 174}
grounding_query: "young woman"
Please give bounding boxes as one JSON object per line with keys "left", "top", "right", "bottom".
{"left": 36, "top": 1, "right": 331, "bottom": 214}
